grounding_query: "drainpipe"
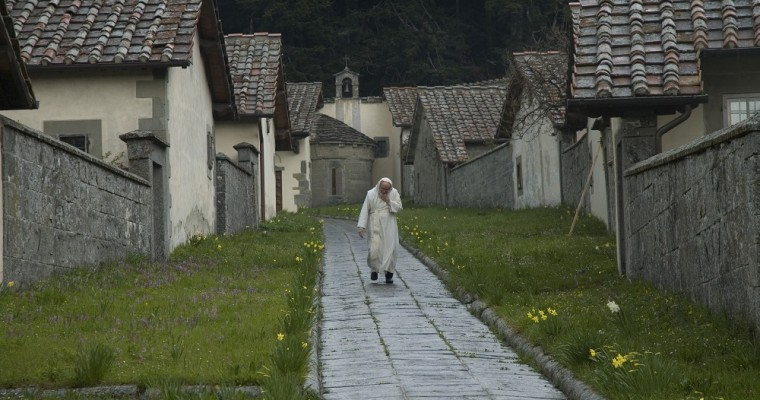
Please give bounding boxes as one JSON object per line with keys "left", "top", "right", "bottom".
{"left": 656, "top": 104, "right": 693, "bottom": 150}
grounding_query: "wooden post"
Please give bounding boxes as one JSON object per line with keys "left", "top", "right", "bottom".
{"left": 568, "top": 140, "right": 603, "bottom": 237}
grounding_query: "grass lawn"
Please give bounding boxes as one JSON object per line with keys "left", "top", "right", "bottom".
{"left": 305, "top": 203, "right": 759, "bottom": 400}
{"left": 0, "top": 213, "right": 322, "bottom": 399}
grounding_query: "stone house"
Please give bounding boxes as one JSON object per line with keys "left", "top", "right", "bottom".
{"left": 383, "top": 86, "right": 417, "bottom": 197}
{"left": 309, "top": 113, "right": 376, "bottom": 206}
{"left": 286, "top": 82, "right": 324, "bottom": 209}
{"left": 407, "top": 85, "right": 508, "bottom": 206}
{"left": 216, "top": 32, "right": 293, "bottom": 219}
{"left": 0, "top": 0, "right": 236, "bottom": 256}
{"left": 498, "top": 52, "right": 565, "bottom": 211}
{"left": 568, "top": 0, "right": 760, "bottom": 330}
{"left": 320, "top": 67, "right": 399, "bottom": 191}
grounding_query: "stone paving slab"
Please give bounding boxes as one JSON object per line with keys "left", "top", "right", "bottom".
{"left": 318, "top": 218, "right": 566, "bottom": 400}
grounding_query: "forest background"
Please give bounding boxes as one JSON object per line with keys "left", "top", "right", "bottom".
{"left": 217, "top": 0, "right": 569, "bottom": 97}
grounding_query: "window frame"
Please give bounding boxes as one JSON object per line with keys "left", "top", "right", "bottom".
{"left": 723, "top": 93, "right": 760, "bottom": 127}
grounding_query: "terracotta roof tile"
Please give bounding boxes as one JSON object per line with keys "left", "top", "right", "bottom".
{"left": 6, "top": 0, "right": 201, "bottom": 66}
{"left": 383, "top": 86, "right": 417, "bottom": 128}
{"left": 225, "top": 32, "right": 282, "bottom": 116}
{"left": 416, "top": 85, "right": 507, "bottom": 164}
{"left": 311, "top": 113, "right": 376, "bottom": 147}
{"left": 570, "top": 0, "right": 760, "bottom": 102}
{"left": 286, "top": 82, "right": 323, "bottom": 135}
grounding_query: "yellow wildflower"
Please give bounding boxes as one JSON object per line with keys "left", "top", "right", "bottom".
{"left": 301, "top": 342, "right": 308, "bottom": 349}
{"left": 277, "top": 333, "right": 285, "bottom": 341}
{"left": 7, "top": 281, "right": 15, "bottom": 288}
{"left": 612, "top": 354, "right": 627, "bottom": 368}
{"left": 589, "top": 348, "right": 597, "bottom": 358}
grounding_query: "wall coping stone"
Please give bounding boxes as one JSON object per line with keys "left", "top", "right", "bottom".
{"left": 215, "top": 153, "right": 252, "bottom": 176}
{"left": 450, "top": 141, "right": 510, "bottom": 172}
{"left": 625, "top": 114, "right": 760, "bottom": 177}
{"left": 1, "top": 116, "right": 150, "bottom": 187}
{"left": 233, "top": 141, "right": 259, "bottom": 154}
{"left": 119, "top": 129, "right": 170, "bottom": 148}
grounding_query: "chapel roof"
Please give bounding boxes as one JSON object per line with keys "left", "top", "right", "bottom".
{"left": 568, "top": 0, "right": 758, "bottom": 113}
{"left": 383, "top": 86, "right": 417, "bottom": 128}
{"left": 311, "top": 113, "right": 376, "bottom": 147}
{"left": 6, "top": 0, "right": 235, "bottom": 119}
{"left": 287, "top": 82, "right": 323, "bottom": 135}
{"left": 415, "top": 85, "right": 507, "bottom": 164}
{"left": 225, "top": 32, "right": 284, "bottom": 117}
{"left": 0, "top": 0, "right": 34, "bottom": 109}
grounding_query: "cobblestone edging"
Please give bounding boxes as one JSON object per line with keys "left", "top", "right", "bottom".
{"left": 400, "top": 238, "right": 606, "bottom": 400}
{"left": 0, "top": 385, "right": 261, "bottom": 399}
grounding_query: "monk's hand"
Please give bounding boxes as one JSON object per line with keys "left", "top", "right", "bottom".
{"left": 380, "top": 193, "right": 389, "bottom": 203}
{"left": 357, "top": 228, "right": 365, "bottom": 238}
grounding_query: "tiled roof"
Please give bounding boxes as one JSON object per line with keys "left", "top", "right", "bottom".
{"left": 311, "top": 113, "right": 376, "bottom": 147}
{"left": 225, "top": 33, "right": 282, "bottom": 116}
{"left": 6, "top": 0, "right": 236, "bottom": 119}
{"left": 383, "top": 87, "right": 417, "bottom": 128}
{"left": 287, "top": 82, "right": 323, "bottom": 135}
{"left": 461, "top": 77, "right": 509, "bottom": 86}
{"left": 512, "top": 51, "right": 567, "bottom": 127}
{"left": 7, "top": 0, "right": 201, "bottom": 66}
{"left": 569, "top": 0, "right": 760, "bottom": 102}
{"left": 416, "top": 85, "right": 507, "bottom": 164}
{"left": 0, "top": 0, "right": 34, "bottom": 109}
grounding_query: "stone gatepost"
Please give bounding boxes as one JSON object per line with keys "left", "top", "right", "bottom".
{"left": 120, "top": 130, "right": 170, "bottom": 261}
{"left": 615, "top": 115, "right": 658, "bottom": 275}
{"left": 234, "top": 142, "right": 259, "bottom": 227}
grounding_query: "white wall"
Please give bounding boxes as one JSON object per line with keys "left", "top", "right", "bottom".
{"left": 165, "top": 34, "right": 217, "bottom": 248}
{"left": 276, "top": 136, "right": 311, "bottom": 212}
{"left": 0, "top": 134, "right": 3, "bottom": 284}
{"left": 512, "top": 103, "right": 562, "bottom": 209}
{"left": 0, "top": 71, "right": 153, "bottom": 159}
{"left": 658, "top": 105, "right": 706, "bottom": 151}
{"left": 217, "top": 121, "right": 258, "bottom": 161}
{"left": 260, "top": 118, "right": 277, "bottom": 220}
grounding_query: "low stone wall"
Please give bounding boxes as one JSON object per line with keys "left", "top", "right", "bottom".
{"left": 2, "top": 118, "right": 152, "bottom": 285}
{"left": 561, "top": 134, "right": 591, "bottom": 214}
{"left": 215, "top": 154, "right": 257, "bottom": 234}
{"left": 624, "top": 119, "right": 760, "bottom": 331}
{"left": 448, "top": 143, "right": 514, "bottom": 208}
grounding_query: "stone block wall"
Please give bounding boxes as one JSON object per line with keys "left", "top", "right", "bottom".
{"left": 624, "top": 121, "right": 760, "bottom": 331}
{"left": 2, "top": 118, "right": 152, "bottom": 285}
{"left": 215, "top": 154, "right": 257, "bottom": 234}
{"left": 448, "top": 144, "right": 515, "bottom": 208}
{"left": 561, "top": 134, "right": 591, "bottom": 214}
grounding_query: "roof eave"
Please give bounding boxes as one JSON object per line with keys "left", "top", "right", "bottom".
{"left": 567, "top": 95, "right": 709, "bottom": 118}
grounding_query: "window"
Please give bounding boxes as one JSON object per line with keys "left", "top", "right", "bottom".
{"left": 724, "top": 95, "right": 760, "bottom": 126}
{"left": 374, "top": 137, "right": 389, "bottom": 158}
{"left": 516, "top": 156, "right": 523, "bottom": 196}
{"left": 331, "top": 168, "right": 338, "bottom": 195}
{"left": 59, "top": 134, "right": 89, "bottom": 153}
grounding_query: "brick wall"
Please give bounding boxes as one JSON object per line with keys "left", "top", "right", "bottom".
{"left": 624, "top": 121, "right": 760, "bottom": 331}
{"left": 2, "top": 118, "right": 151, "bottom": 285}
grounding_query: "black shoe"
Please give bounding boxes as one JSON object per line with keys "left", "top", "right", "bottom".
{"left": 370, "top": 272, "right": 378, "bottom": 281}
{"left": 385, "top": 272, "right": 394, "bottom": 284}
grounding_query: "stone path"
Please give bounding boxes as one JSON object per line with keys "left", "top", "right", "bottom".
{"left": 317, "top": 218, "right": 566, "bottom": 399}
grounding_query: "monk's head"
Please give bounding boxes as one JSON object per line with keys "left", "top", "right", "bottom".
{"left": 379, "top": 181, "right": 392, "bottom": 195}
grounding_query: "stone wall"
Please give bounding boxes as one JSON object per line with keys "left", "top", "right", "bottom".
{"left": 310, "top": 143, "right": 375, "bottom": 206}
{"left": 2, "top": 118, "right": 152, "bottom": 286}
{"left": 623, "top": 120, "right": 760, "bottom": 331}
{"left": 215, "top": 154, "right": 257, "bottom": 234}
{"left": 448, "top": 143, "right": 515, "bottom": 208}
{"left": 561, "top": 133, "right": 591, "bottom": 214}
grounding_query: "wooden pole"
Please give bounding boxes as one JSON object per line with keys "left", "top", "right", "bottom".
{"left": 568, "top": 140, "right": 604, "bottom": 237}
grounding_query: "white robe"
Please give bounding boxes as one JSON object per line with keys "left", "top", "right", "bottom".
{"left": 357, "top": 180, "right": 403, "bottom": 274}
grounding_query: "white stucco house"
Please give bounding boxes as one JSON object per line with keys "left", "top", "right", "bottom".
{"left": 217, "top": 32, "right": 294, "bottom": 219}
{"left": 0, "top": 0, "right": 237, "bottom": 254}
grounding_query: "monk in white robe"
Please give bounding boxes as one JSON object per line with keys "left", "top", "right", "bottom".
{"left": 357, "top": 178, "right": 402, "bottom": 283}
